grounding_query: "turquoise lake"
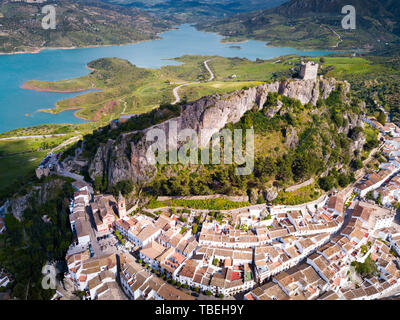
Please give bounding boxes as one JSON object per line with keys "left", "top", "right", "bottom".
{"left": 0, "top": 24, "right": 334, "bottom": 133}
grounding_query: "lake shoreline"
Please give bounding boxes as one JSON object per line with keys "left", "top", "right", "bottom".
{"left": 0, "top": 26, "right": 183, "bottom": 56}
{"left": 0, "top": 24, "right": 343, "bottom": 56}
{"left": 21, "top": 64, "right": 98, "bottom": 93}
{"left": 0, "top": 40, "right": 157, "bottom": 55}
{"left": 0, "top": 24, "right": 334, "bottom": 133}
{"left": 37, "top": 106, "right": 88, "bottom": 121}
{"left": 20, "top": 82, "right": 89, "bottom": 93}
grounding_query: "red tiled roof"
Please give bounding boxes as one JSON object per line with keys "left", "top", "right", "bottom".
{"left": 245, "top": 293, "right": 255, "bottom": 300}
{"left": 231, "top": 271, "right": 242, "bottom": 281}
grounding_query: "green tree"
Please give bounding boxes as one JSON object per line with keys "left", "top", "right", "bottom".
{"left": 338, "top": 173, "right": 350, "bottom": 188}
{"left": 352, "top": 159, "right": 363, "bottom": 170}
{"left": 366, "top": 190, "right": 375, "bottom": 201}
{"left": 112, "top": 179, "right": 134, "bottom": 196}
{"left": 377, "top": 111, "right": 386, "bottom": 125}
{"left": 276, "top": 155, "right": 293, "bottom": 181}
{"left": 93, "top": 176, "right": 103, "bottom": 192}
{"left": 351, "top": 255, "right": 378, "bottom": 277}
{"left": 318, "top": 176, "right": 336, "bottom": 191}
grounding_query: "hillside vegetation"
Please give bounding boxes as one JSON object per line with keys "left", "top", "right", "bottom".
{"left": 23, "top": 55, "right": 270, "bottom": 121}
{"left": 0, "top": 0, "right": 172, "bottom": 53}
{"left": 146, "top": 86, "right": 372, "bottom": 204}
{"left": 104, "top": 0, "right": 287, "bottom": 24}
{"left": 0, "top": 135, "right": 76, "bottom": 197}
{"left": 24, "top": 53, "right": 400, "bottom": 124}
{"left": 0, "top": 179, "right": 74, "bottom": 299}
{"left": 15, "top": 52, "right": 400, "bottom": 206}
{"left": 197, "top": 0, "right": 400, "bottom": 50}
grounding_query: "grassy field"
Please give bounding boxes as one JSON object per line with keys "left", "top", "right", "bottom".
{"left": 178, "top": 80, "right": 264, "bottom": 102}
{"left": 311, "top": 54, "right": 400, "bottom": 123}
{"left": 0, "top": 151, "right": 45, "bottom": 191}
{"left": 272, "top": 184, "right": 322, "bottom": 205}
{"left": 308, "top": 56, "right": 385, "bottom": 79}
{"left": 0, "top": 136, "right": 72, "bottom": 192}
{"left": 23, "top": 55, "right": 293, "bottom": 122}
{"left": 207, "top": 56, "right": 293, "bottom": 81}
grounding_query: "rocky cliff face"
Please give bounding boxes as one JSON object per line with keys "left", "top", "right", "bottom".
{"left": 6, "top": 178, "right": 66, "bottom": 220}
{"left": 86, "top": 76, "right": 348, "bottom": 187}
{"left": 279, "top": 79, "right": 319, "bottom": 105}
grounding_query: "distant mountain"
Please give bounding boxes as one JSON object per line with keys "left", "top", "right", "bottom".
{"left": 197, "top": 0, "right": 400, "bottom": 49}
{"left": 103, "top": 0, "right": 289, "bottom": 23}
{"left": 0, "top": 0, "right": 172, "bottom": 53}
{"left": 270, "top": 0, "right": 400, "bottom": 17}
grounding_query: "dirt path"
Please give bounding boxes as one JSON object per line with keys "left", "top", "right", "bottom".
{"left": 204, "top": 59, "right": 214, "bottom": 81}
{"left": 121, "top": 99, "right": 127, "bottom": 114}
{"left": 285, "top": 178, "right": 315, "bottom": 192}
{"left": 325, "top": 25, "right": 343, "bottom": 48}
{"left": 51, "top": 135, "right": 82, "bottom": 153}
{"left": 171, "top": 59, "right": 214, "bottom": 105}
{"left": 171, "top": 82, "right": 200, "bottom": 105}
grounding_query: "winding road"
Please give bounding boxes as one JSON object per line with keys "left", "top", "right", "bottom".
{"left": 326, "top": 25, "right": 343, "bottom": 48}
{"left": 171, "top": 59, "right": 214, "bottom": 105}
{"left": 51, "top": 135, "right": 82, "bottom": 153}
{"left": 171, "top": 82, "right": 200, "bottom": 105}
{"left": 204, "top": 59, "right": 214, "bottom": 81}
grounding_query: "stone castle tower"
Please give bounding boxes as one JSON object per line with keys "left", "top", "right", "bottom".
{"left": 118, "top": 192, "right": 127, "bottom": 219}
{"left": 299, "top": 61, "right": 319, "bottom": 81}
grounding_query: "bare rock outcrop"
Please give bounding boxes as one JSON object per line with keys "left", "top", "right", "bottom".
{"left": 278, "top": 79, "right": 320, "bottom": 105}
{"left": 319, "top": 77, "right": 350, "bottom": 101}
{"left": 6, "top": 178, "right": 66, "bottom": 220}
{"left": 284, "top": 126, "right": 299, "bottom": 149}
{"left": 86, "top": 76, "right": 347, "bottom": 187}
{"left": 265, "top": 99, "right": 283, "bottom": 118}
{"left": 264, "top": 187, "right": 279, "bottom": 202}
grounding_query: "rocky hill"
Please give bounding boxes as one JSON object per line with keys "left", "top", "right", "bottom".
{"left": 270, "top": 0, "right": 400, "bottom": 18}
{"left": 5, "top": 177, "right": 67, "bottom": 220}
{"left": 197, "top": 0, "right": 400, "bottom": 49}
{"left": 0, "top": 0, "right": 172, "bottom": 53}
{"left": 103, "top": 0, "right": 288, "bottom": 23}
{"left": 62, "top": 74, "right": 369, "bottom": 200}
